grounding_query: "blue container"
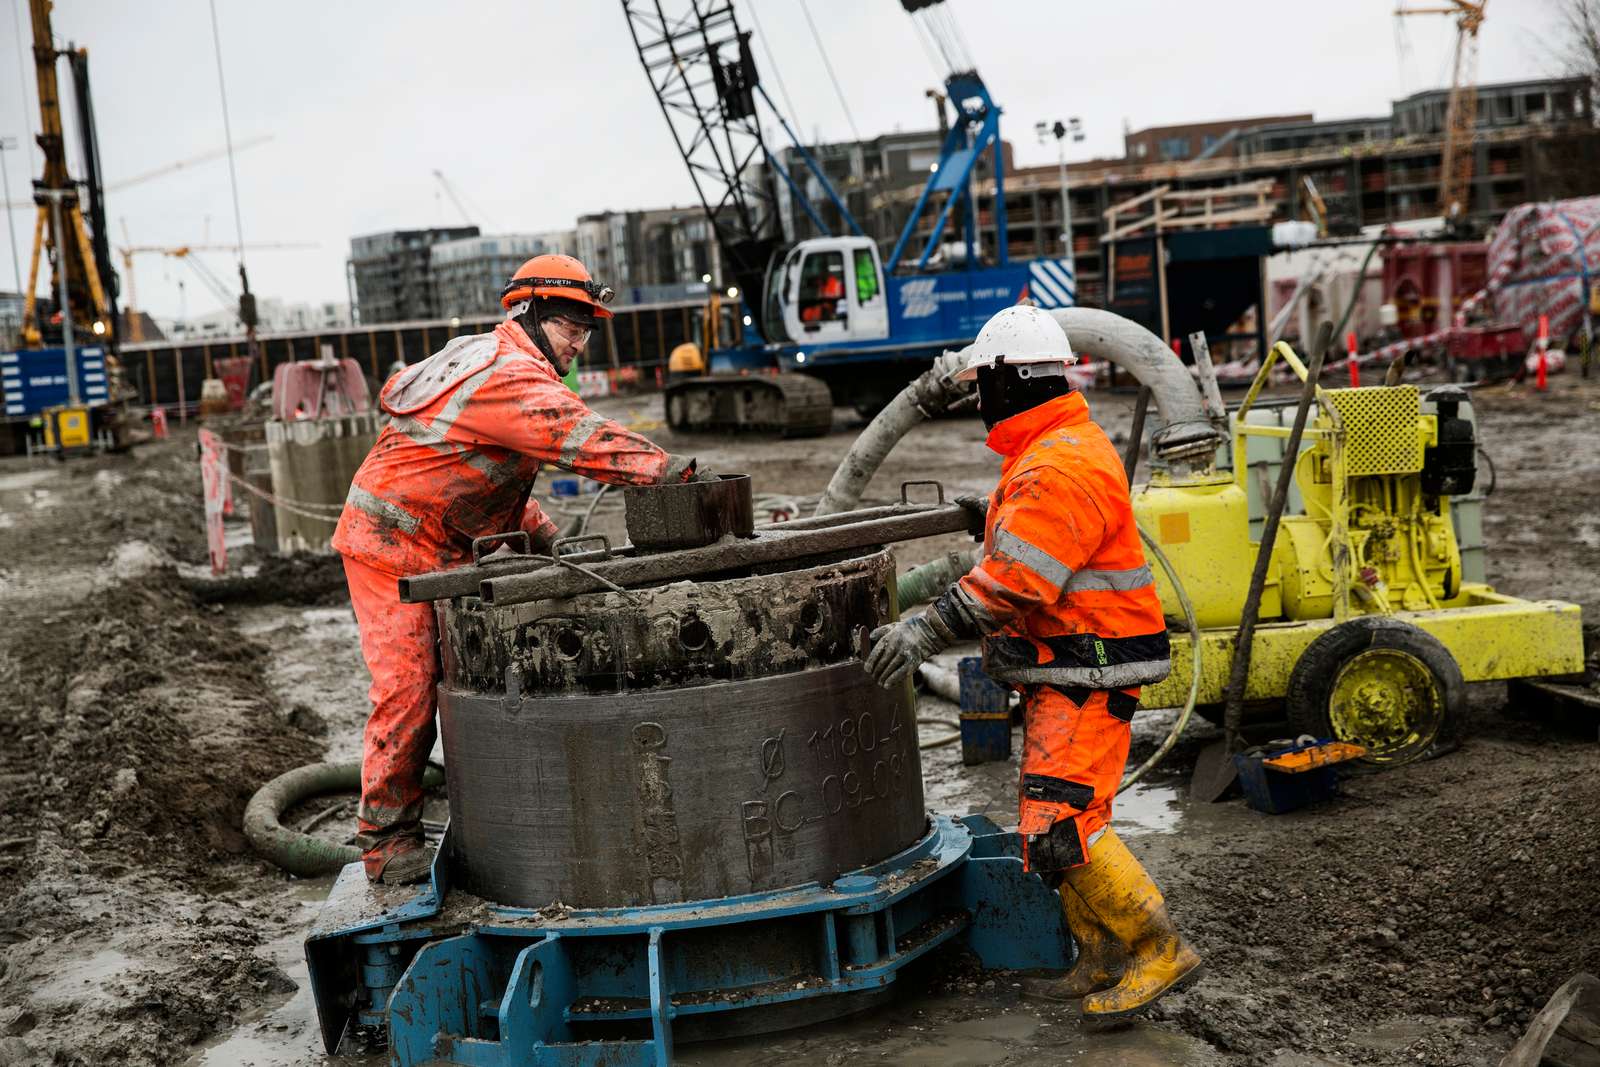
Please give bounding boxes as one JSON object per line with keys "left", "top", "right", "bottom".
{"left": 550, "top": 477, "right": 581, "bottom": 498}
{"left": 1233, "top": 738, "right": 1343, "bottom": 815}
{"left": 958, "top": 656, "right": 1009, "bottom": 713}
{"left": 957, "top": 657, "right": 1011, "bottom": 765}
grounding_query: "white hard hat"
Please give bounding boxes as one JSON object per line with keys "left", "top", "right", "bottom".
{"left": 954, "top": 305, "right": 1077, "bottom": 382}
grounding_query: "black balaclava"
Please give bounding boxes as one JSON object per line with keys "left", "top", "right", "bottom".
{"left": 515, "top": 296, "right": 598, "bottom": 365}
{"left": 975, "top": 356, "right": 1075, "bottom": 430}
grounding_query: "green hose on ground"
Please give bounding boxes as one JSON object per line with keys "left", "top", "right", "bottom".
{"left": 243, "top": 760, "right": 445, "bottom": 877}
{"left": 898, "top": 550, "right": 977, "bottom": 608}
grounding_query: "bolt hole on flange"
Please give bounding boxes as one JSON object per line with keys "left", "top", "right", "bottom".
{"left": 678, "top": 617, "right": 713, "bottom": 652}
{"left": 555, "top": 628, "right": 585, "bottom": 660}
{"left": 876, "top": 585, "right": 892, "bottom": 621}
{"left": 799, "top": 601, "right": 824, "bottom": 634}
{"left": 528, "top": 961, "right": 544, "bottom": 1011}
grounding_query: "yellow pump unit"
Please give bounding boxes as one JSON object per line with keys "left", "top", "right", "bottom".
{"left": 1131, "top": 341, "right": 1583, "bottom": 762}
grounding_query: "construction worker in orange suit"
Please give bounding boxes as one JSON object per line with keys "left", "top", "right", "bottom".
{"left": 863, "top": 304, "right": 1203, "bottom": 1021}
{"left": 333, "top": 254, "right": 712, "bottom": 885}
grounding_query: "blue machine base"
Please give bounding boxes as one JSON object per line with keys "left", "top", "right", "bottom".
{"left": 305, "top": 812, "right": 1072, "bottom": 1066}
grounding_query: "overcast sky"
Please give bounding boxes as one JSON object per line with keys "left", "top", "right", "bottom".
{"left": 0, "top": 0, "right": 1573, "bottom": 322}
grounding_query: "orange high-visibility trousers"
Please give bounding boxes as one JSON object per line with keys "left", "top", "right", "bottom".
{"left": 1018, "top": 685, "right": 1141, "bottom": 877}
{"left": 342, "top": 555, "right": 439, "bottom": 874}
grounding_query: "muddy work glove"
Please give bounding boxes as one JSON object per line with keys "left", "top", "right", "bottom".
{"left": 864, "top": 613, "right": 954, "bottom": 689}
{"left": 690, "top": 466, "right": 721, "bottom": 483}
{"left": 954, "top": 494, "right": 988, "bottom": 541}
{"left": 662, "top": 454, "right": 698, "bottom": 483}
{"left": 529, "top": 520, "right": 560, "bottom": 555}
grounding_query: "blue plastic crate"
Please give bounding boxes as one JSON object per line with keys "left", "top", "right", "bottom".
{"left": 959, "top": 712, "right": 1011, "bottom": 766}
{"left": 550, "top": 477, "right": 581, "bottom": 498}
{"left": 1233, "top": 738, "right": 1360, "bottom": 815}
{"left": 958, "top": 656, "right": 1009, "bottom": 713}
{"left": 957, "top": 657, "right": 1011, "bottom": 765}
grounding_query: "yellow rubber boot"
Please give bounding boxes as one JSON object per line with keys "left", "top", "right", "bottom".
{"left": 1063, "top": 829, "right": 1203, "bottom": 1021}
{"left": 1021, "top": 882, "right": 1125, "bottom": 1001}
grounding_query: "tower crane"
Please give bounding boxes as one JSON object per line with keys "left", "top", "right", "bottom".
{"left": 1396, "top": 1, "right": 1488, "bottom": 223}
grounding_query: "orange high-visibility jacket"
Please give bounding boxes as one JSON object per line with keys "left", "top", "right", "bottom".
{"left": 932, "top": 392, "right": 1171, "bottom": 689}
{"left": 333, "top": 319, "right": 685, "bottom": 577}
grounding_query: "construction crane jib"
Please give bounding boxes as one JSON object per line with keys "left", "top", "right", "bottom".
{"left": 1395, "top": 1, "right": 1488, "bottom": 223}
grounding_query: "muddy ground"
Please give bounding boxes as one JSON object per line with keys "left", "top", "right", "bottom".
{"left": 0, "top": 373, "right": 1595, "bottom": 1067}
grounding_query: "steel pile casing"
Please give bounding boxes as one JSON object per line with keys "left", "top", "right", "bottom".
{"left": 435, "top": 546, "right": 927, "bottom": 909}
{"left": 264, "top": 411, "right": 381, "bottom": 553}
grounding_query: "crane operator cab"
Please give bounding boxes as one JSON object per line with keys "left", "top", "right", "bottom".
{"left": 767, "top": 236, "right": 890, "bottom": 345}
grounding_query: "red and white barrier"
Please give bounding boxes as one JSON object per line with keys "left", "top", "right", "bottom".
{"left": 198, "top": 429, "right": 229, "bottom": 576}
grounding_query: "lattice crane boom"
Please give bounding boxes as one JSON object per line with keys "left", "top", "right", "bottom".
{"left": 620, "top": 0, "right": 783, "bottom": 333}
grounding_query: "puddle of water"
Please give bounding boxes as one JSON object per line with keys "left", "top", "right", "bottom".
{"left": 1044, "top": 1020, "right": 1223, "bottom": 1064}
{"left": 186, "top": 891, "right": 333, "bottom": 1067}
{"left": 943, "top": 1013, "right": 1041, "bottom": 1041}
{"left": 1114, "top": 779, "right": 1184, "bottom": 836}
{"left": 684, "top": 999, "right": 1220, "bottom": 1066}
{"left": 879, "top": 1033, "right": 1011, "bottom": 1066}
{"left": 915, "top": 695, "right": 1187, "bottom": 838}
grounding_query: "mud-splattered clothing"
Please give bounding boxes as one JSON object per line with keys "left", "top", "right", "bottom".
{"left": 342, "top": 554, "right": 439, "bottom": 873}
{"left": 333, "top": 318, "right": 688, "bottom": 865}
{"left": 332, "top": 318, "right": 685, "bottom": 578}
{"left": 927, "top": 390, "right": 1170, "bottom": 874}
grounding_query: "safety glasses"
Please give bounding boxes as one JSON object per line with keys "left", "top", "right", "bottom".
{"left": 544, "top": 317, "right": 593, "bottom": 345}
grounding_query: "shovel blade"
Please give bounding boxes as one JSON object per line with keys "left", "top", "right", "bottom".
{"left": 1190, "top": 740, "right": 1240, "bottom": 803}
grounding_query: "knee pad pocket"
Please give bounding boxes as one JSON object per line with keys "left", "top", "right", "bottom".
{"left": 1026, "top": 816, "right": 1087, "bottom": 873}
{"left": 1023, "top": 773, "right": 1096, "bottom": 811}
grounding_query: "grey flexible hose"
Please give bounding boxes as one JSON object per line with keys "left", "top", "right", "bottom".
{"left": 815, "top": 349, "right": 972, "bottom": 516}
{"left": 816, "top": 310, "right": 1223, "bottom": 518}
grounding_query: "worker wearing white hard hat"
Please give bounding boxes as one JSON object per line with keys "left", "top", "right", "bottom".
{"left": 864, "top": 303, "right": 1200, "bottom": 1021}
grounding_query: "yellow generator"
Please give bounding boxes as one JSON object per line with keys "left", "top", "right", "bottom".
{"left": 1133, "top": 342, "right": 1585, "bottom": 763}
{"left": 41, "top": 404, "right": 94, "bottom": 453}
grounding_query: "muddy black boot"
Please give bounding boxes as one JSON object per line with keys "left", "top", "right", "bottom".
{"left": 363, "top": 836, "right": 434, "bottom": 886}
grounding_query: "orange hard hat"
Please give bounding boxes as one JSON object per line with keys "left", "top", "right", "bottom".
{"left": 499, "top": 254, "right": 615, "bottom": 319}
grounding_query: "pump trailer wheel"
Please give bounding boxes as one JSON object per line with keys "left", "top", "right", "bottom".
{"left": 1285, "top": 616, "right": 1465, "bottom": 765}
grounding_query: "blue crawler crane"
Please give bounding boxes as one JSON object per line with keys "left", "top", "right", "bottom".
{"left": 621, "top": 0, "right": 1078, "bottom": 433}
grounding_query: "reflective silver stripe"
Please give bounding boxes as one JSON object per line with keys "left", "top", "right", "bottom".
{"left": 1066, "top": 564, "right": 1154, "bottom": 593}
{"left": 430, "top": 362, "right": 499, "bottom": 437}
{"left": 345, "top": 485, "right": 422, "bottom": 535}
{"left": 985, "top": 659, "right": 1172, "bottom": 689}
{"left": 992, "top": 527, "right": 1072, "bottom": 590}
{"left": 390, "top": 414, "right": 526, "bottom": 483}
{"left": 556, "top": 411, "right": 610, "bottom": 469}
{"left": 1086, "top": 825, "right": 1109, "bottom": 851}
{"left": 390, "top": 413, "right": 448, "bottom": 447}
